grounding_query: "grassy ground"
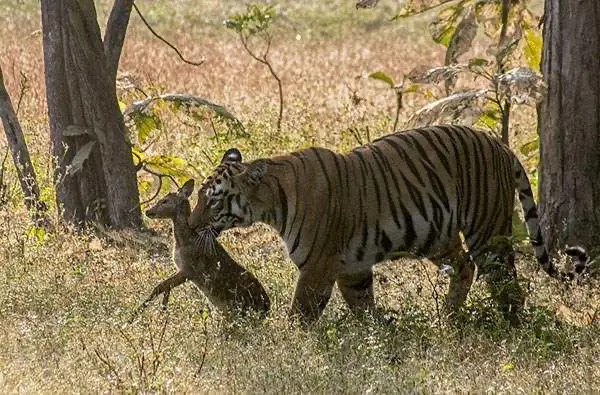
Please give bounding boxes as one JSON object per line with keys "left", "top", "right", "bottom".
{"left": 2, "top": 0, "right": 600, "bottom": 392}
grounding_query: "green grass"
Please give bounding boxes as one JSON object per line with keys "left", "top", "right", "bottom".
{"left": 1, "top": 0, "right": 599, "bottom": 392}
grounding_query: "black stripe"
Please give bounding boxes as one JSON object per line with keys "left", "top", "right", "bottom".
{"left": 420, "top": 223, "right": 437, "bottom": 255}
{"left": 429, "top": 194, "right": 444, "bottom": 233}
{"left": 381, "top": 230, "right": 392, "bottom": 252}
{"left": 277, "top": 181, "right": 288, "bottom": 236}
{"left": 519, "top": 187, "right": 534, "bottom": 200}
{"left": 473, "top": 135, "right": 490, "bottom": 239}
{"left": 398, "top": 201, "right": 416, "bottom": 249}
{"left": 371, "top": 145, "right": 404, "bottom": 229}
{"left": 452, "top": 129, "right": 472, "bottom": 223}
{"left": 446, "top": 210, "right": 455, "bottom": 239}
{"left": 414, "top": 128, "right": 452, "bottom": 175}
{"left": 400, "top": 171, "right": 429, "bottom": 220}
{"left": 355, "top": 149, "right": 382, "bottom": 212}
{"left": 524, "top": 206, "right": 538, "bottom": 220}
{"left": 383, "top": 137, "right": 426, "bottom": 187}
{"left": 308, "top": 148, "right": 336, "bottom": 267}
{"left": 420, "top": 163, "right": 451, "bottom": 212}
{"left": 290, "top": 214, "right": 305, "bottom": 255}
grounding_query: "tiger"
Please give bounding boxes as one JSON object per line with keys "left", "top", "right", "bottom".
{"left": 189, "top": 125, "right": 589, "bottom": 325}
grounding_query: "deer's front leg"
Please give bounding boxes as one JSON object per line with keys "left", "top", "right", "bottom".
{"left": 140, "top": 271, "right": 187, "bottom": 310}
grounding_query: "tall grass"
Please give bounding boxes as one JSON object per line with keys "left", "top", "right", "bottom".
{"left": 2, "top": 0, "right": 599, "bottom": 392}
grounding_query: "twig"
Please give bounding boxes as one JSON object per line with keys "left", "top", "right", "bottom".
{"left": 15, "top": 70, "right": 29, "bottom": 116}
{"left": 133, "top": 2, "right": 205, "bottom": 66}
{"left": 394, "top": 0, "right": 460, "bottom": 20}
{"left": 497, "top": 0, "right": 512, "bottom": 144}
{"left": 393, "top": 89, "right": 403, "bottom": 131}
{"left": 418, "top": 260, "right": 443, "bottom": 327}
{"left": 239, "top": 33, "right": 283, "bottom": 131}
{"left": 194, "top": 316, "right": 211, "bottom": 378}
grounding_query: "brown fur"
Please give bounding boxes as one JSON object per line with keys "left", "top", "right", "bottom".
{"left": 140, "top": 179, "right": 270, "bottom": 316}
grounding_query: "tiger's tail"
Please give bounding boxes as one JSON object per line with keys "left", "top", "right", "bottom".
{"left": 513, "top": 157, "right": 590, "bottom": 280}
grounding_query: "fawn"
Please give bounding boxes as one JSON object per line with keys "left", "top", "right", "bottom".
{"left": 139, "top": 179, "right": 270, "bottom": 315}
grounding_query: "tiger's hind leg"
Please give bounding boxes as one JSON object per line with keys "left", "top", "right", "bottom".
{"left": 431, "top": 237, "right": 474, "bottom": 316}
{"left": 337, "top": 267, "right": 375, "bottom": 315}
{"left": 445, "top": 259, "right": 475, "bottom": 315}
{"left": 469, "top": 233, "right": 525, "bottom": 325}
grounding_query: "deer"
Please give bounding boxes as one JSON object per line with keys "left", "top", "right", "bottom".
{"left": 137, "top": 179, "right": 270, "bottom": 317}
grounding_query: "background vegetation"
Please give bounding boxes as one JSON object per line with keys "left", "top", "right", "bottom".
{"left": 1, "top": 0, "right": 599, "bottom": 392}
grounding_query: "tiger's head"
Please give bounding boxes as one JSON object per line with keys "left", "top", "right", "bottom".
{"left": 189, "top": 148, "right": 266, "bottom": 240}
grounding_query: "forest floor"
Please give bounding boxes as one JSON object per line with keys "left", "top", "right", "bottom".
{"left": 2, "top": 0, "right": 600, "bottom": 392}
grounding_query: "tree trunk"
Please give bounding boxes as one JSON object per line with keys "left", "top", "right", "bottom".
{"left": 41, "top": 0, "right": 142, "bottom": 229}
{"left": 0, "top": 66, "right": 49, "bottom": 225}
{"left": 104, "top": 0, "right": 134, "bottom": 82}
{"left": 538, "top": 1, "right": 600, "bottom": 254}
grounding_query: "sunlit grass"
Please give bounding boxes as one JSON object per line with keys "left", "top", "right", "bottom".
{"left": 1, "top": 0, "right": 598, "bottom": 392}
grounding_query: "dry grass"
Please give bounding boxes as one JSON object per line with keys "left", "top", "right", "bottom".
{"left": 1, "top": 0, "right": 600, "bottom": 392}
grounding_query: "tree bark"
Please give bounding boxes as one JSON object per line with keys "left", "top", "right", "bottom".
{"left": 41, "top": 0, "right": 142, "bottom": 229}
{"left": 538, "top": 1, "right": 600, "bottom": 254}
{"left": 104, "top": 0, "right": 134, "bottom": 82}
{"left": 0, "top": 66, "right": 48, "bottom": 224}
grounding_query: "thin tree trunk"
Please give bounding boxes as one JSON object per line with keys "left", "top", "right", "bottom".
{"left": 538, "top": 0, "right": 600, "bottom": 254}
{"left": 41, "top": 0, "right": 142, "bottom": 229}
{"left": 104, "top": 0, "right": 134, "bottom": 82}
{"left": 0, "top": 66, "right": 48, "bottom": 224}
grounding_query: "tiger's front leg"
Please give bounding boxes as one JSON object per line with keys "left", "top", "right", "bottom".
{"left": 290, "top": 262, "right": 337, "bottom": 327}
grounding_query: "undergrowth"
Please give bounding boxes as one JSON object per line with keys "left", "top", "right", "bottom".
{"left": 2, "top": 0, "right": 600, "bottom": 392}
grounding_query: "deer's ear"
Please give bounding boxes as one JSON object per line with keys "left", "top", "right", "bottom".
{"left": 221, "top": 148, "right": 242, "bottom": 163}
{"left": 178, "top": 179, "right": 195, "bottom": 198}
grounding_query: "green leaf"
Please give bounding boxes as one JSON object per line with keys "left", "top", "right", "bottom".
{"left": 226, "top": 4, "right": 275, "bottom": 35}
{"left": 429, "top": 4, "right": 461, "bottom": 47}
{"left": 368, "top": 71, "right": 394, "bottom": 87}
{"left": 26, "top": 225, "right": 47, "bottom": 242}
{"left": 444, "top": 9, "right": 477, "bottom": 64}
{"left": 391, "top": 6, "right": 414, "bottom": 20}
{"left": 520, "top": 138, "right": 539, "bottom": 156}
{"left": 468, "top": 57, "right": 490, "bottom": 68}
{"left": 523, "top": 28, "right": 542, "bottom": 71}
{"left": 435, "top": 26, "right": 456, "bottom": 47}
{"left": 131, "top": 111, "right": 161, "bottom": 145}
{"left": 144, "top": 154, "right": 191, "bottom": 179}
{"left": 475, "top": 103, "right": 501, "bottom": 130}
{"left": 401, "top": 84, "right": 421, "bottom": 94}
{"left": 68, "top": 141, "right": 96, "bottom": 175}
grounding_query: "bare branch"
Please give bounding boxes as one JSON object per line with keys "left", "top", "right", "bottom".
{"left": 133, "top": 3, "right": 205, "bottom": 67}
{"left": 0, "top": 65, "right": 50, "bottom": 227}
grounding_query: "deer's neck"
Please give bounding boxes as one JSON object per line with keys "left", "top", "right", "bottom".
{"left": 171, "top": 203, "right": 194, "bottom": 249}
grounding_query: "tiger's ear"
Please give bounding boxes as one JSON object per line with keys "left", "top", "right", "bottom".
{"left": 178, "top": 179, "right": 195, "bottom": 198}
{"left": 237, "top": 160, "right": 266, "bottom": 188}
{"left": 221, "top": 148, "right": 242, "bottom": 163}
